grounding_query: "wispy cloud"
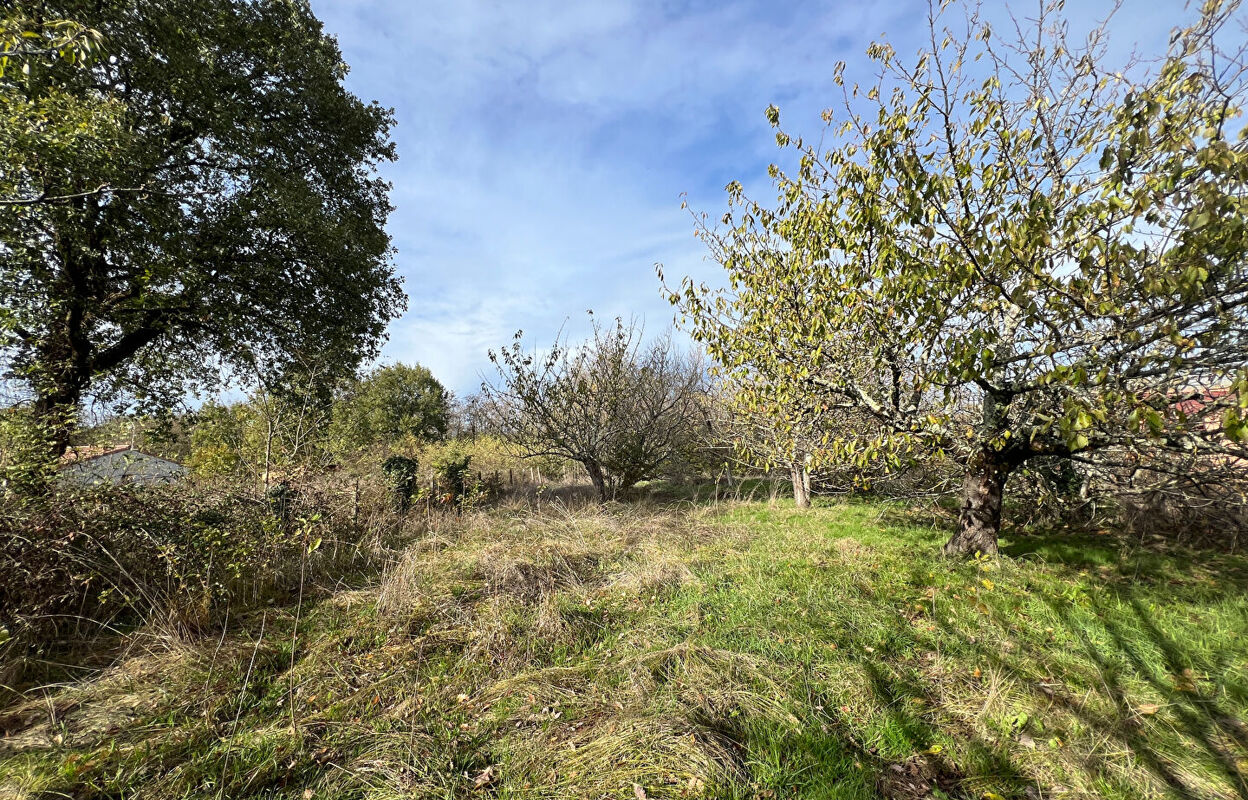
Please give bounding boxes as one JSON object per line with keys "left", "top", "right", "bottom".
{"left": 307, "top": 0, "right": 1177, "bottom": 394}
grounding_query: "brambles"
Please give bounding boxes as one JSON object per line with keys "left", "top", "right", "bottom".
{"left": 382, "top": 455, "right": 420, "bottom": 512}
{"left": 2, "top": 483, "right": 283, "bottom": 651}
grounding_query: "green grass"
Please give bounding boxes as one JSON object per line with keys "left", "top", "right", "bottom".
{"left": 2, "top": 497, "right": 1246, "bottom": 799}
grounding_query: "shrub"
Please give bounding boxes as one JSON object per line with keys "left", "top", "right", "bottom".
{"left": 0, "top": 479, "right": 342, "bottom": 683}
{"left": 381, "top": 454, "right": 419, "bottom": 511}
{"left": 0, "top": 407, "right": 61, "bottom": 496}
{"left": 432, "top": 449, "right": 473, "bottom": 507}
{"left": 483, "top": 318, "right": 706, "bottom": 501}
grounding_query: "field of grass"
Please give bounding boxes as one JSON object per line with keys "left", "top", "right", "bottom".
{"left": 2, "top": 495, "right": 1246, "bottom": 799}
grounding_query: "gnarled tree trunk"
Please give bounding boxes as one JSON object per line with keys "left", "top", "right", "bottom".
{"left": 943, "top": 450, "right": 1012, "bottom": 557}
{"left": 583, "top": 459, "right": 609, "bottom": 502}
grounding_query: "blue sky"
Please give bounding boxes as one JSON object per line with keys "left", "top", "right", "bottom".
{"left": 306, "top": 0, "right": 1176, "bottom": 396}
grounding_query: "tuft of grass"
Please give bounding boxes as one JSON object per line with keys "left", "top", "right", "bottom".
{"left": 2, "top": 497, "right": 1246, "bottom": 799}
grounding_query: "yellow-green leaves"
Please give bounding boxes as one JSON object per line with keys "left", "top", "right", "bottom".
{"left": 0, "top": 15, "right": 103, "bottom": 79}
{"left": 668, "top": 0, "right": 1248, "bottom": 532}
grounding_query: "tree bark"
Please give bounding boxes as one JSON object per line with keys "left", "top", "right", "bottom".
{"left": 584, "top": 459, "right": 609, "bottom": 502}
{"left": 791, "top": 463, "right": 811, "bottom": 508}
{"left": 944, "top": 451, "right": 1011, "bottom": 557}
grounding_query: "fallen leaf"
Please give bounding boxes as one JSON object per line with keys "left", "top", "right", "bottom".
{"left": 473, "top": 766, "right": 495, "bottom": 789}
{"left": 1173, "top": 669, "right": 1197, "bottom": 692}
{"left": 633, "top": 783, "right": 648, "bottom": 799}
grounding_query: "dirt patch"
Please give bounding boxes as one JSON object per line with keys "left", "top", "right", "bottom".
{"left": 876, "top": 754, "right": 966, "bottom": 800}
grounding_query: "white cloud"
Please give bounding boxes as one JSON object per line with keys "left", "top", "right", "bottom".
{"left": 307, "top": 0, "right": 1186, "bottom": 394}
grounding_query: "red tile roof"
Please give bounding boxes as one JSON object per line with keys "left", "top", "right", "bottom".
{"left": 1172, "top": 386, "right": 1234, "bottom": 418}
{"left": 60, "top": 444, "right": 135, "bottom": 465}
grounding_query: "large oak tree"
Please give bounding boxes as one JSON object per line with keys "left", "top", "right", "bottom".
{"left": 669, "top": 1, "right": 1248, "bottom": 555}
{"left": 0, "top": 0, "right": 404, "bottom": 454}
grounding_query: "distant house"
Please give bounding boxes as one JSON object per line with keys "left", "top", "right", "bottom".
{"left": 59, "top": 445, "right": 187, "bottom": 486}
{"left": 1171, "top": 385, "right": 1235, "bottom": 433}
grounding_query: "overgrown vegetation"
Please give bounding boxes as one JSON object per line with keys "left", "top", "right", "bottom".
{"left": 0, "top": 469, "right": 410, "bottom": 686}
{"left": 2, "top": 495, "right": 1245, "bottom": 799}
{"left": 3, "top": 0, "right": 1248, "bottom": 798}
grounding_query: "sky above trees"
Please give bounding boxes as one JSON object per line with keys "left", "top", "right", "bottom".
{"left": 308, "top": 0, "right": 1175, "bottom": 394}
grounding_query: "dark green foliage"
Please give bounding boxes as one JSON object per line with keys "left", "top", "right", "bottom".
{"left": 331, "top": 364, "right": 452, "bottom": 451}
{"left": 0, "top": 0, "right": 404, "bottom": 451}
{"left": 381, "top": 454, "right": 419, "bottom": 512}
{"left": 433, "top": 450, "right": 472, "bottom": 507}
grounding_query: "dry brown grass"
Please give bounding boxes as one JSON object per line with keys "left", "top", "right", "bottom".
{"left": 5, "top": 497, "right": 1246, "bottom": 800}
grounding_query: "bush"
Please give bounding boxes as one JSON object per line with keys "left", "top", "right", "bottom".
{"left": 416, "top": 435, "right": 554, "bottom": 485}
{"left": 381, "top": 454, "right": 420, "bottom": 511}
{"left": 0, "top": 479, "right": 344, "bottom": 683}
{"left": 432, "top": 449, "right": 473, "bottom": 507}
{"left": 0, "top": 407, "right": 60, "bottom": 496}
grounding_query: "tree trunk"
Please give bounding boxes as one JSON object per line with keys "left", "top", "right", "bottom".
{"left": 584, "top": 460, "right": 609, "bottom": 502}
{"left": 791, "top": 463, "right": 811, "bottom": 508}
{"left": 943, "top": 451, "right": 1011, "bottom": 557}
{"left": 30, "top": 282, "right": 95, "bottom": 459}
{"left": 33, "top": 385, "right": 82, "bottom": 459}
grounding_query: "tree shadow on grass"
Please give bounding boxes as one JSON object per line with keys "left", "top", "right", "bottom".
{"left": 830, "top": 512, "right": 1248, "bottom": 799}
{"left": 929, "top": 548, "right": 1248, "bottom": 799}
{"left": 766, "top": 629, "right": 1035, "bottom": 799}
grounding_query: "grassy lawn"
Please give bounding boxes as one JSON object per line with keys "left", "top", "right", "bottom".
{"left": 2, "top": 498, "right": 1246, "bottom": 799}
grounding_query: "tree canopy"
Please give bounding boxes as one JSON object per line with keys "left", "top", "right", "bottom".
{"left": 330, "top": 363, "right": 451, "bottom": 451}
{"left": 0, "top": 0, "right": 404, "bottom": 454}
{"left": 483, "top": 318, "right": 705, "bottom": 500}
{"left": 668, "top": 1, "right": 1248, "bottom": 555}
